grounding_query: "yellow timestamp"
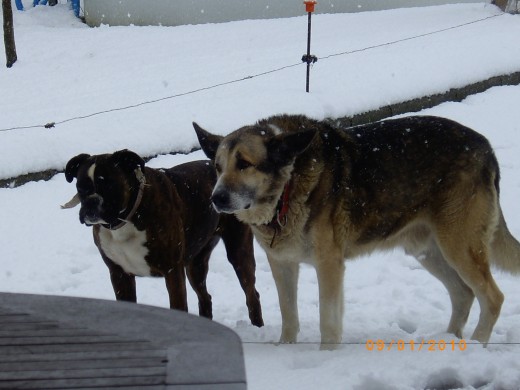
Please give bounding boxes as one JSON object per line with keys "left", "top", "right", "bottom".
{"left": 366, "top": 339, "right": 467, "bottom": 352}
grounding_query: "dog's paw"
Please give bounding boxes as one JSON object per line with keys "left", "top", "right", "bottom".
{"left": 251, "top": 316, "right": 264, "bottom": 328}
{"left": 319, "top": 341, "right": 340, "bottom": 351}
{"left": 278, "top": 332, "right": 298, "bottom": 345}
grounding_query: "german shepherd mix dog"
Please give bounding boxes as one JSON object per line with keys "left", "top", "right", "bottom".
{"left": 194, "top": 115, "right": 520, "bottom": 349}
{"left": 63, "top": 150, "right": 263, "bottom": 327}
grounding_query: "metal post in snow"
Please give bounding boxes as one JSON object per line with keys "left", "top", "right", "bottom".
{"left": 302, "top": 1, "right": 318, "bottom": 93}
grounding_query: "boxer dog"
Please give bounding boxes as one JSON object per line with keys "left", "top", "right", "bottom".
{"left": 63, "top": 149, "right": 263, "bottom": 327}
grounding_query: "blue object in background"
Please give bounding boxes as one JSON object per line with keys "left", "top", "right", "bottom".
{"left": 71, "top": 0, "right": 79, "bottom": 17}
{"left": 21, "top": 0, "right": 80, "bottom": 18}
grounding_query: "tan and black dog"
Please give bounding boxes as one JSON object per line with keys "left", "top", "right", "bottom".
{"left": 194, "top": 114, "right": 520, "bottom": 348}
{"left": 63, "top": 150, "right": 263, "bottom": 327}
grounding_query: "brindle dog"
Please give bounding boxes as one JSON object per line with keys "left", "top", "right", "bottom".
{"left": 64, "top": 150, "right": 263, "bottom": 327}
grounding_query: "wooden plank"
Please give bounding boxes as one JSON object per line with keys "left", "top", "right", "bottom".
{"left": 0, "top": 314, "right": 49, "bottom": 323}
{"left": 0, "top": 322, "right": 60, "bottom": 331}
{"left": 0, "top": 374, "right": 167, "bottom": 389}
{"left": 0, "top": 301, "right": 169, "bottom": 390}
{"left": 0, "top": 356, "right": 167, "bottom": 372}
{"left": 0, "top": 366, "right": 167, "bottom": 381}
{"left": 0, "top": 341, "right": 160, "bottom": 355}
{"left": 0, "top": 308, "right": 25, "bottom": 315}
{"left": 0, "top": 328, "right": 106, "bottom": 337}
{"left": 0, "top": 334, "right": 149, "bottom": 346}
{"left": 0, "top": 348, "right": 166, "bottom": 363}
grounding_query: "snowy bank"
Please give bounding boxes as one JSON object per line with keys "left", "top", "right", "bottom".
{"left": 1, "top": 3, "right": 520, "bottom": 181}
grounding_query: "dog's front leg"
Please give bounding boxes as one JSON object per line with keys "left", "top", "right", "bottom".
{"left": 315, "top": 254, "right": 345, "bottom": 350}
{"left": 164, "top": 260, "right": 188, "bottom": 312}
{"left": 100, "top": 254, "right": 137, "bottom": 302}
{"left": 267, "top": 255, "right": 300, "bottom": 343}
{"left": 220, "top": 218, "right": 264, "bottom": 327}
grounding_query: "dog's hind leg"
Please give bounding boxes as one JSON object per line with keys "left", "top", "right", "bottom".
{"left": 268, "top": 256, "right": 300, "bottom": 343}
{"left": 164, "top": 259, "right": 189, "bottom": 312}
{"left": 186, "top": 238, "right": 218, "bottom": 320}
{"left": 434, "top": 192, "right": 504, "bottom": 345}
{"left": 438, "top": 240, "right": 503, "bottom": 344}
{"left": 411, "top": 240, "right": 474, "bottom": 338}
{"left": 220, "top": 216, "right": 264, "bottom": 327}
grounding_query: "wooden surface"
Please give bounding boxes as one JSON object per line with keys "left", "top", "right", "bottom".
{"left": 0, "top": 293, "right": 246, "bottom": 389}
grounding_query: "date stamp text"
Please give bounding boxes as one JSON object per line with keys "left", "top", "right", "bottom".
{"left": 366, "top": 339, "right": 467, "bottom": 352}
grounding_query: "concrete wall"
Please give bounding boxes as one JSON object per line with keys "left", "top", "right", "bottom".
{"left": 84, "top": 0, "right": 488, "bottom": 27}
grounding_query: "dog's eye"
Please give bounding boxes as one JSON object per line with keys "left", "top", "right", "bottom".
{"left": 236, "top": 158, "right": 253, "bottom": 171}
{"left": 77, "top": 181, "right": 94, "bottom": 196}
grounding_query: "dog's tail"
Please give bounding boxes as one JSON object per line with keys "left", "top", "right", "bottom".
{"left": 491, "top": 208, "right": 520, "bottom": 274}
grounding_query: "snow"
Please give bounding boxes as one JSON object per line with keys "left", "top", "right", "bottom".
{"left": 1, "top": 2, "right": 520, "bottom": 389}
{"left": 2, "top": 2, "right": 520, "bottom": 179}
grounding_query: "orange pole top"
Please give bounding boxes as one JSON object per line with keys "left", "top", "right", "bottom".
{"left": 304, "top": 1, "right": 317, "bottom": 13}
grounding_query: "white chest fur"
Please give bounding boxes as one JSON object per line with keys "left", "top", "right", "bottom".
{"left": 98, "top": 223, "right": 151, "bottom": 276}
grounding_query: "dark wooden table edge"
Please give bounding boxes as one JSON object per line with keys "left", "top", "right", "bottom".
{"left": 0, "top": 292, "right": 246, "bottom": 389}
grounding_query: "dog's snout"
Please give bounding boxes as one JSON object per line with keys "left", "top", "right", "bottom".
{"left": 211, "top": 184, "right": 254, "bottom": 213}
{"left": 85, "top": 194, "right": 101, "bottom": 205}
{"left": 79, "top": 194, "right": 104, "bottom": 225}
{"left": 211, "top": 190, "right": 230, "bottom": 210}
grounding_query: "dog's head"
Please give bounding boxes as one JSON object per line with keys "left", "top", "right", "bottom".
{"left": 193, "top": 121, "right": 316, "bottom": 225}
{"left": 64, "top": 150, "right": 145, "bottom": 228}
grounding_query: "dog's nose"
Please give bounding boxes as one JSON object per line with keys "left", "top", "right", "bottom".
{"left": 83, "top": 194, "right": 102, "bottom": 210}
{"left": 211, "top": 190, "right": 230, "bottom": 210}
{"left": 79, "top": 194, "right": 104, "bottom": 225}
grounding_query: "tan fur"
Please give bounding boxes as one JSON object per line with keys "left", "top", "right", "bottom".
{"left": 194, "top": 115, "right": 520, "bottom": 349}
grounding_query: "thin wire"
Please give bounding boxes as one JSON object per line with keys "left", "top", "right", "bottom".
{"left": 241, "top": 341, "right": 520, "bottom": 346}
{"left": 0, "top": 62, "right": 302, "bottom": 133}
{"left": 54, "top": 62, "right": 303, "bottom": 125}
{"left": 0, "top": 12, "right": 505, "bottom": 133}
{"left": 318, "top": 13, "right": 503, "bottom": 61}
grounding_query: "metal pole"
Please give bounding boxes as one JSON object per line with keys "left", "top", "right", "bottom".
{"left": 305, "top": 11, "right": 312, "bottom": 93}
{"left": 302, "top": 1, "right": 317, "bottom": 93}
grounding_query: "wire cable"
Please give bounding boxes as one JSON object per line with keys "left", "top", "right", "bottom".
{"left": 0, "top": 12, "right": 505, "bottom": 133}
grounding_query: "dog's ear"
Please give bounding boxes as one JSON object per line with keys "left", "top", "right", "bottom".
{"left": 268, "top": 129, "right": 317, "bottom": 166}
{"left": 65, "top": 153, "right": 91, "bottom": 183}
{"left": 193, "top": 122, "right": 223, "bottom": 160}
{"left": 111, "top": 149, "right": 145, "bottom": 173}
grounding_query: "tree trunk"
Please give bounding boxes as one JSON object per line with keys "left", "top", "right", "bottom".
{"left": 3, "top": 0, "right": 18, "bottom": 68}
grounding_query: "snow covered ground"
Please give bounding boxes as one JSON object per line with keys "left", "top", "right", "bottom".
{"left": 1, "top": 2, "right": 520, "bottom": 389}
